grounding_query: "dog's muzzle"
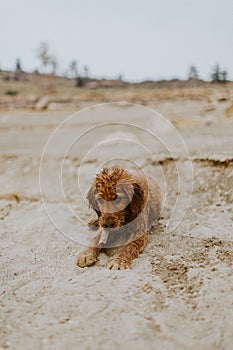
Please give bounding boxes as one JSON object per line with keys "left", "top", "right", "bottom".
{"left": 100, "top": 215, "right": 118, "bottom": 229}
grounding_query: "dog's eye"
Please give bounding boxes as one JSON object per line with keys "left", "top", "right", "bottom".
{"left": 97, "top": 197, "right": 104, "bottom": 204}
{"left": 115, "top": 196, "right": 121, "bottom": 203}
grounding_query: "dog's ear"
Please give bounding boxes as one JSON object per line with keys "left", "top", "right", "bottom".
{"left": 87, "top": 184, "right": 101, "bottom": 217}
{"left": 129, "top": 182, "right": 144, "bottom": 220}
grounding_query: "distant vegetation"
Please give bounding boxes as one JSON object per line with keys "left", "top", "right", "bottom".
{"left": 211, "top": 64, "right": 227, "bottom": 83}
{"left": 188, "top": 65, "right": 199, "bottom": 80}
{"left": 36, "top": 41, "right": 89, "bottom": 81}
{"left": 0, "top": 41, "right": 231, "bottom": 84}
{"left": 15, "top": 58, "right": 22, "bottom": 72}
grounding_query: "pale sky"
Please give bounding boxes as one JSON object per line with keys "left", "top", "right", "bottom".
{"left": 0, "top": 0, "right": 232, "bottom": 81}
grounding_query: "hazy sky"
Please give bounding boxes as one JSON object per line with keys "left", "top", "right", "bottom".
{"left": 1, "top": 0, "right": 232, "bottom": 81}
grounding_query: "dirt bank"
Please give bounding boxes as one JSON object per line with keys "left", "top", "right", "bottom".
{"left": 0, "top": 102, "right": 233, "bottom": 349}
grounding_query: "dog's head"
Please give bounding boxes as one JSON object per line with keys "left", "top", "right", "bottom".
{"left": 87, "top": 168, "right": 145, "bottom": 231}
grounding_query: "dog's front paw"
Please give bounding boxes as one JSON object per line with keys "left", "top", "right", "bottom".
{"left": 75, "top": 250, "right": 98, "bottom": 268}
{"left": 108, "top": 258, "right": 131, "bottom": 270}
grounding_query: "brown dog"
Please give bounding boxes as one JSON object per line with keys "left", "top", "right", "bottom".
{"left": 76, "top": 168, "right": 162, "bottom": 270}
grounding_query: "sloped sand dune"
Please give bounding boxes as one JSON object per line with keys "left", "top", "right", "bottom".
{"left": 0, "top": 101, "right": 233, "bottom": 349}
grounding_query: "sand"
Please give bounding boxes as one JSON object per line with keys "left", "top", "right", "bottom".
{"left": 0, "top": 100, "right": 233, "bottom": 350}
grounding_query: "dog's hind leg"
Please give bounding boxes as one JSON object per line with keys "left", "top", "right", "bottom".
{"left": 108, "top": 233, "right": 149, "bottom": 270}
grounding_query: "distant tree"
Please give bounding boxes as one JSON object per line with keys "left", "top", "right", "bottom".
{"left": 188, "top": 65, "right": 199, "bottom": 79}
{"left": 117, "top": 73, "right": 123, "bottom": 81}
{"left": 37, "top": 42, "right": 51, "bottom": 73}
{"left": 50, "top": 55, "right": 58, "bottom": 75}
{"left": 14, "top": 58, "right": 23, "bottom": 80}
{"left": 211, "top": 64, "right": 221, "bottom": 82}
{"left": 211, "top": 64, "right": 228, "bottom": 83}
{"left": 221, "top": 70, "right": 227, "bottom": 82}
{"left": 15, "top": 58, "right": 22, "bottom": 71}
{"left": 15, "top": 58, "right": 22, "bottom": 72}
{"left": 84, "top": 65, "right": 89, "bottom": 78}
{"left": 69, "top": 60, "right": 78, "bottom": 78}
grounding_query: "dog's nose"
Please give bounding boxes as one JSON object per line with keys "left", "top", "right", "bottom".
{"left": 102, "top": 220, "right": 115, "bottom": 229}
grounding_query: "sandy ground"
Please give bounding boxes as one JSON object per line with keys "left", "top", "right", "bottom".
{"left": 0, "top": 100, "right": 233, "bottom": 350}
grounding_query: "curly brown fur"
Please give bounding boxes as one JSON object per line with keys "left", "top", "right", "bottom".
{"left": 75, "top": 168, "right": 162, "bottom": 270}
